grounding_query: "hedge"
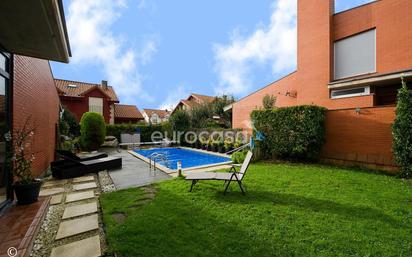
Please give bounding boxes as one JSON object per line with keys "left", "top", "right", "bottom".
{"left": 392, "top": 78, "right": 412, "bottom": 178}
{"left": 106, "top": 123, "right": 170, "bottom": 142}
{"left": 251, "top": 105, "right": 326, "bottom": 161}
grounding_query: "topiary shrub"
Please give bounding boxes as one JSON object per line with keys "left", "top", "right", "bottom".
{"left": 392, "top": 77, "right": 412, "bottom": 178}
{"left": 251, "top": 105, "right": 326, "bottom": 161}
{"left": 80, "top": 112, "right": 106, "bottom": 151}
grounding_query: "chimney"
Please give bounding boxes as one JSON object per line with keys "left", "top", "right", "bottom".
{"left": 101, "top": 80, "right": 108, "bottom": 90}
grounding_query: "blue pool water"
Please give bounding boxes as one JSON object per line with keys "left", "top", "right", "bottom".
{"left": 134, "top": 148, "right": 231, "bottom": 170}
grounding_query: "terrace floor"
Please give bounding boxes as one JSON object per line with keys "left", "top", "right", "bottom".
{"left": 0, "top": 198, "right": 48, "bottom": 257}
{"left": 103, "top": 149, "right": 172, "bottom": 189}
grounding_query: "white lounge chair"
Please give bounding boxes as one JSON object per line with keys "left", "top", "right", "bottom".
{"left": 185, "top": 151, "right": 253, "bottom": 195}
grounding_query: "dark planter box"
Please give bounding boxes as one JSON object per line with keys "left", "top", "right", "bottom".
{"left": 13, "top": 179, "right": 42, "bottom": 205}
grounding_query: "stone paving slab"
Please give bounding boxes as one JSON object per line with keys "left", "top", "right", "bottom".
{"left": 55, "top": 214, "right": 99, "bottom": 240}
{"left": 39, "top": 187, "right": 64, "bottom": 196}
{"left": 43, "top": 180, "right": 68, "bottom": 188}
{"left": 73, "top": 182, "right": 97, "bottom": 191}
{"left": 50, "top": 235, "right": 101, "bottom": 257}
{"left": 50, "top": 194, "right": 63, "bottom": 205}
{"left": 73, "top": 176, "right": 95, "bottom": 183}
{"left": 62, "top": 202, "right": 98, "bottom": 219}
{"left": 65, "top": 191, "right": 95, "bottom": 203}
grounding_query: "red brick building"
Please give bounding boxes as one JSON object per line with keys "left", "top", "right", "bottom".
{"left": 55, "top": 79, "right": 119, "bottom": 124}
{"left": 230, "top": 0, "right": 412, "bottom": 172}
{"left": 0, "top": 0, "right": 71, "bottom": 224}
{"left": 114, "top": 104, "right": 144, "bottom": 124}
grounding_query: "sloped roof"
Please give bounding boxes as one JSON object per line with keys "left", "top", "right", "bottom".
{"left": 114, "top": 104, "right": 144, "bottom": 119}
{"left": 172, "top": 93, "right": 216, "bottom": 114}
{"left": 55, "top": 78, "right": 119, "bottom": 102}
{"left": 191, "top": 93, "right": 216, "bottom": 103}
{"left": 143, "top": 109, "right": 171, "bottom": 119}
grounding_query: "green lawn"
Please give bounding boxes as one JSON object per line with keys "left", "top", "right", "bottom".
{"left": 100, "top": 162, "right": 412, "bottom": 257}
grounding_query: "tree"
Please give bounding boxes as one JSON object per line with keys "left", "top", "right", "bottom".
{"left": 262, "top": 94, "right": 277, "bottom": 109}
{"left": 211, "top": 95, "right": 235, "bottom": 128}
{"left": 190, "top": 103, "right": 212, "bottom": 128}
{"left": 169, "top": 109, "right": 191, "bottom": 132}
{"left": 80, "top": 112, "right": 106, "bottom": 151}
{"left": 392, "top": 77, "right": 412, "bottom": 178}
{"left": 62, "top": 107, "right": 80, "bottom": 136}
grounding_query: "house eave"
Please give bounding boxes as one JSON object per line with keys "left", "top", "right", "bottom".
{"left": 0, "top": 0, "right": 71, "bottom": 63}
{"left": 223, "top": 103, "right": 233, "bottom": 112}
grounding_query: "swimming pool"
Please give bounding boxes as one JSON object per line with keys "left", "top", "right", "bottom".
{"left": 133, "top": 147, "right": 231, "bottom": 170}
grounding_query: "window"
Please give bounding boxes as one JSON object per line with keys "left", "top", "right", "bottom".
{"left": 331, "top": 86, "right": 370, "bottom": 99}
{"left": 151, "top": 114, "right": 159, "bottom": 124}
{"left": 89, "top": 97, "right": 103, "bottom": 115}
{"left": 334, "top": 29, "right": 376, "bottom": 80}
{"left": 0, "top": 52, "right": 11, "bottom": 208}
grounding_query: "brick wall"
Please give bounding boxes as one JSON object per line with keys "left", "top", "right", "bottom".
{"left": 321, "top": 106, "right": 397, "bottom": 173}
{"left": 233, "top": 0, "right": 412, "bottom": 130}
{"left": 232, "top": 72, "right": 297, "bottom": 131}
{"left": 13, "top": 55, "right": 60, "bottom": 177}
{"left": 231, "top": 0, "right": 410, "bottom": 170}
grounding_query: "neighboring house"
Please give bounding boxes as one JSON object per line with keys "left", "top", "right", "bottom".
{"left": 142, "top": 109, "right": 171, "bottom": 124}
{"left": 55, "top": 79, "right": 119, "bottom": 124}
{"left": 0, "top": 0, "right": 71, "bottom": 211}
{"left": 230, "top": 0, "right": 412, "bottom": 171}
{"left": 114, "top": 104, "right": 145, "bottom": 124}
{"left": 172, "top": 93, "right": 216, "bottom": 114}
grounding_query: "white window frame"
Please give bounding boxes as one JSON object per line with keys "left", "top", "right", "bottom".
{"left": 331, "top": 86, "right": 370, "bottom": 99}
{"left": 89, "top": 97, "right": 103, "bottom": 115}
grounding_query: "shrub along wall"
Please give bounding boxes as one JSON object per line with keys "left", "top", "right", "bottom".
{"left": 106, "top": 123, "right": 169, "bottom": 142}
{"left": 251, "top": 105, "right": 326, "bottom": 161}
{"left": 392, "top": 78, "right": 412, "bottom": 178}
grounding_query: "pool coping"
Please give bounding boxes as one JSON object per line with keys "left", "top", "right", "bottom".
{"left": 128, "top": 147, "right": 232, "bottom": 175}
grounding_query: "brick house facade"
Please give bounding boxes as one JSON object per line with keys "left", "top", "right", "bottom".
{"left": 55, "top": 79, "right": 119, "bottom": 124}
{"left": 13, "top": 55, "right": 61, "bottom": 178}
{"left": 231, "top": 0, "right": 412, "bottom": 171}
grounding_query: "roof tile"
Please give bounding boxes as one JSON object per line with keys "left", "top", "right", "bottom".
{"left": 55, "top": 79, "right": 119, "bottom": 102}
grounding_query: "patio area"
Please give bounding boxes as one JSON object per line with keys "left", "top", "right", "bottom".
{"left": 103, "top": 149, "right": 172, "bottom": 189}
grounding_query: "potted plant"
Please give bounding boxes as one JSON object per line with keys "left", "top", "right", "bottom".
{"left": 224, "top": 138, "right": 234, "bottom": 153}
{"left": 207, "top": 138, "right": 213, "bottom": 151}
{"left": 217, "top": 137, "right": 225, "bottom": 153}
{"left": 212, "top": 140, "right": 219, "bottom": 152}
{"left": 199, "top": 135, "right": 208, "bottom": 150}
{"left": 10, "top": 118, "right": 42, "bottom": 205}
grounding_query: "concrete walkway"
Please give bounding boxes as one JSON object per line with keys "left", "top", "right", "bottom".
{"left": 105, "top": 149, "right": 172, "bottom": 189}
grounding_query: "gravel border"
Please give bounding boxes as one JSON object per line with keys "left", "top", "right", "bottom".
{"left": 29, "top": 172, "right": 114, "bottom": 257}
